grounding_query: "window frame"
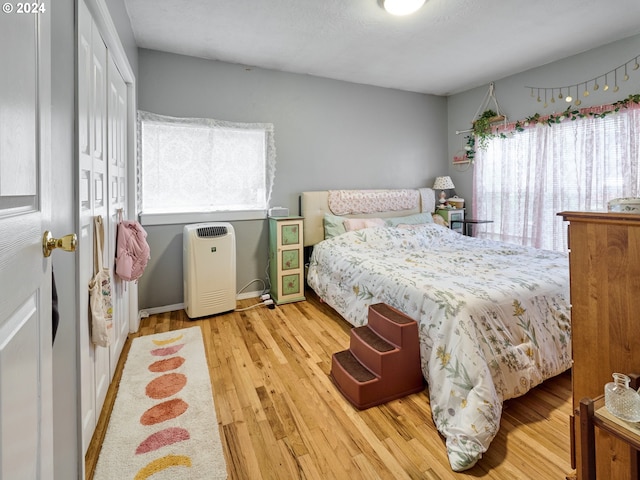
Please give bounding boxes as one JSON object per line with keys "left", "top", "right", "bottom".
{"left": 137, "top": 110, "right": 276, "bottom": 226}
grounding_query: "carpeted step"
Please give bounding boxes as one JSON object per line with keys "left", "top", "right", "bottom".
{"left": 332, "top": 350, "right": 376, "bottom": 383}
{"left": 330, "top": 303, "right": 425, "bottom": 410}
{"left": 330, "top": 348, "right": 424, "bottom": 410}
{"left": 350, "top": 325, "right": 396, "bottom": 377}
{"left": 368, "top": 303, "right": 416, "bottom": 347}
{"left": 353, "top": 326, "right": 395, "bottom": 352}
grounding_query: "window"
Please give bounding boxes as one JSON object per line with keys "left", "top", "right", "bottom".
{"left": 137, "top": 111, "right": 276, "bottom": 224}
{"left": 473, "top": 102, "right": 640, "bottom": 251}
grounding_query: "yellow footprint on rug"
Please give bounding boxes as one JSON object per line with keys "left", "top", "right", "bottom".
{"left": 152, "top": 334, "right": 184, "bottom": 346}
{"left": 134, "top": 454, "right": 192, "bottom": 479}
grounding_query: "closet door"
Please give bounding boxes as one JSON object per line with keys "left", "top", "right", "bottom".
{"left": 107, "top": 53, "right": 129, "bottom": 377}
{"left": 77, "top": 0, "right": 110, "bottom": 452}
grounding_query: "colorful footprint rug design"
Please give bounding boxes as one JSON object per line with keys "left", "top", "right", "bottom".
{"left": 93, "top": 326, "right": 227, "bottom": 479}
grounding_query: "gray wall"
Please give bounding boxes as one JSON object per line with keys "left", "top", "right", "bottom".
{"left": 447, "top": 34, "right": 640, "bottom": 213}
{"left": 105, "top": 0, "right": 139, "bottom": 81}
{"left": 137, "top": 48, "right": 448, "bottom": 309}
{"left": 51, "top": 2, "right": 78, "bottom": 477}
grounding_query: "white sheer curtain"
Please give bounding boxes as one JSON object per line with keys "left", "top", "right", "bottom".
{"left": 137, "top": 110, "right": 277, "bottom": 214}
{"left": 473, "top": 103, "right": 640, "bottom": 251}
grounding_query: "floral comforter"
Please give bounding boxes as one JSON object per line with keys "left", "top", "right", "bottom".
{"left": 307, "top": 224, "right": 571, "bottom": 471}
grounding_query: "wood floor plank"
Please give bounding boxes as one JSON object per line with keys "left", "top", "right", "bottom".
{"left": 86, "top": 291, "right": 575, "bottom": 479}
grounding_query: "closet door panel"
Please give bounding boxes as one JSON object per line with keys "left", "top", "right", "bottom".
{"left": 107, "top": 53, "right": 128, "bottom": 378}
{"left": 77, "top": 0, "right": 96, "bottom": 451}
{"left": 78, "top": 0, "right": 110, "bottom": 453}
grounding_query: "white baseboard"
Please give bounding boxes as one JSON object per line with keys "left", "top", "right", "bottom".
{"left": 139, "top": 290, "right": 263, "bottom": 317}
{"left": 139, "top": 303, "right": 184, "bottom": 317}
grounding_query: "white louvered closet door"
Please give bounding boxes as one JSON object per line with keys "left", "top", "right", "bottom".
{"left": 77, "top": 0, "right": 133, "bottom": 453}
{"left": 107, "top": 52, "right": 129, "bottom": 377}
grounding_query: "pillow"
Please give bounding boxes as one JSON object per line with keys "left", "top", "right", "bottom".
{"left": 384, "top": 212, "right": 434, "bottom": 227}
{"left": 395, "top": 224, "right": 423, "bottom": 230}
{"left": 324, "top": 213, "right": 347, "bottom": 239}
{"left": 432, "top": 213, "right": 448, "bottom": 227}
{"left": 343, "top": 217, "right": 385, "bottom": 232}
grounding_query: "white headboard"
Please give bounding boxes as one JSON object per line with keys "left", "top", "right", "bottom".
{"left": 300, "top": 188, "right": 435, "bottom": 246}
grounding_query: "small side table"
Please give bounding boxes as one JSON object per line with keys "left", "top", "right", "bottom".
{"left": 455, "top": 219, "right": 493, "bottom": 237}
{"left": 579, "top": 373, "right": 640, "bottom": 480}
{"left": 436, "top": 208, "right": 465, "bottom": 234}
{"left": 268, "top": 216, "right": 306, "bottom": 305}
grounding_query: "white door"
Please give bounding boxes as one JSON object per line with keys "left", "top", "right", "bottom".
{"left": 78, "top": 0, "right": 110, "bottom": 451}
{"left": 107, "top": 52, "right": 129, "bottom": 376}
{"left": 0, "top": 10, "right": 55, "bottom": 479}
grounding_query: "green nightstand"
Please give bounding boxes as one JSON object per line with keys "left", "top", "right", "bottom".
{"left": 269, "top": 216, "right": 306, "bottom": 305}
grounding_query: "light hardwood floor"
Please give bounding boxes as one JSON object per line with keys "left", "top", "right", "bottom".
{"left": 86, "top": 291, "right": 575, "bottom": 479}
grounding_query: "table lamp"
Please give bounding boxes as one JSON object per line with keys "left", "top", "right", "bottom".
{"left": 433, "top": 176, "right": 455, "bottom": 205}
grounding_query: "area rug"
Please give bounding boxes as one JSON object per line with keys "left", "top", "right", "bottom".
{"left": 93, "top": 326, "right": 227, "bottom": 479}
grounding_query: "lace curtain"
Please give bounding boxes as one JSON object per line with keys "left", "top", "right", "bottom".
{"left": 137, "top": 110, "right": 277, "bottom": 214}
{"left": 473, "top": 102, "right": 640, "bottom": 251}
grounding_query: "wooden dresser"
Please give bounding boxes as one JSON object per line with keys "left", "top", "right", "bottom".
{"left": 559, "top": 211, "right": 640, "bottom": 480}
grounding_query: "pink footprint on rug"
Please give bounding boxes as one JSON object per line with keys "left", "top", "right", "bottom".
{"left": 145, "top": 373, "right": 187, "bottom": 399}
{"left": 148, "top": 356, "right": 185, "bottom": 372}
{"left": 136, "top": 427, "right": 191, "bottom": 454}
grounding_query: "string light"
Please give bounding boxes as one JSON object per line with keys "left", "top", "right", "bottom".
{"left": 526, "top": 54, "right": 639, "bottom": 107}
{"left": 565, "top": 90, "right": 573, "bottom": 103}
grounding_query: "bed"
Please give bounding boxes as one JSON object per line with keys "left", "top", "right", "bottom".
{"left": 302, "top": 188, "right": 572, "bottom": 472}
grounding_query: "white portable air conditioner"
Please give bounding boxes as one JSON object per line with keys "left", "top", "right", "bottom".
{"left": 183, "top": 223, "right": 236, "bottom": 318}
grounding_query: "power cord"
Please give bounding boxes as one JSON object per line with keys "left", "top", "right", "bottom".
{"left": 235, "top": 293, "right": 276, "bottom": 312}
{"left": 236, "top": 278, "right": 268, "bottom": 297}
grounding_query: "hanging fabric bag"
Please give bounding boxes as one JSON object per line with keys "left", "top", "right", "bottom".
{"left": 115, "top": 209, "right": 150, "bottom": 282}
{"left": 89, "top": 215, "right": 113, "bottom": 347}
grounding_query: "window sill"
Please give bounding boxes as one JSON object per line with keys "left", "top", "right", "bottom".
{"left": 139, "top": 210, "right": 267, "bottom": 226}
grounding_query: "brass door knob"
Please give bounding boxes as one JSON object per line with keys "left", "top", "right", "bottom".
{"left": 42, "top": 231, "right": 77, "bottom": 257}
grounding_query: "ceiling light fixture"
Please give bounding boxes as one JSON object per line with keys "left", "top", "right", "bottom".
{"left": 381, "top": 0, "right": 426, "bottom": 16}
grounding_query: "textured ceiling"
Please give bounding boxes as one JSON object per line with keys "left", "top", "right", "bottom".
{"left": 123, "top": 0, "right": 640, "bottom": 95}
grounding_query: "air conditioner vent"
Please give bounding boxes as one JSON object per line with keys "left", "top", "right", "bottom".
{"left": 197, "top": 226, "right": 228, "bottom": 238}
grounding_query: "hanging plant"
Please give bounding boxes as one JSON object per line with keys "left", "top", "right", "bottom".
{"left": 514, "top": 93, "right": 640, "bottom": 131}
{"left": 457, "top": 83, "right": 508, "bottom": 164}
{"left": 462, "top": 93, "right": 640, "bottom": 162}
{"left": 463, "top": 135, "right": 476, "bottom": 161}
{"left": 473, "top": 109, "right": 505, "bottom": 149}
{"left": 463, "top": 109, "right": 505, "bottom": 160}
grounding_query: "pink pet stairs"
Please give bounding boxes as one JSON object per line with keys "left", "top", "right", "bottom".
{"left": 330, "top": 303, "right": 425, "bottom": 409}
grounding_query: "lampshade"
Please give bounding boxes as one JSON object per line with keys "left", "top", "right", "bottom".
{"left": 432, "top": 176, "right": 455, "bottom": 190}
{"left": 382, "top": 0, "right": 426, "bottom": 16}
